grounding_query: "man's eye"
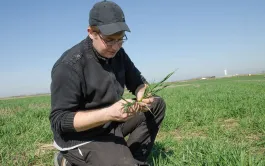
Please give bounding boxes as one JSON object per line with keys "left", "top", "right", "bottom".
{"left": 106, "top": 38, "right": 123, "bottom": 41}
{"left": 105, "top": 39, "right": 113, "bottom": 42}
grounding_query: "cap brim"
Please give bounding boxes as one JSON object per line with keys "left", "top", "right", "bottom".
{"left": 97, "top": 22, "right": 130, "bottom": 35}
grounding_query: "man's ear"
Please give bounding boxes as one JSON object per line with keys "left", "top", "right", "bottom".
{"left": 87, "top": 26, "right": 95, "bottom": 39}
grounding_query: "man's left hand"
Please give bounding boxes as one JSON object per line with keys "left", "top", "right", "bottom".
{"left": 135, "top": 84, "right": 156, "bottom": 112}
{"left": 136, "top": 84, "right": 148, "bottom": 102}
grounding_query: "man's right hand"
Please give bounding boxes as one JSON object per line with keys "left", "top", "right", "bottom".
{"left": 106, "top": 99, "right": 142, "bottom": 122}
{"left": 73, "top": 98, "right": 151, "bottom": 132}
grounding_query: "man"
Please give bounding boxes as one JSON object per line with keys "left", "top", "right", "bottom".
{"left": 50, "top": 1, "right": 166, "bottom": 165}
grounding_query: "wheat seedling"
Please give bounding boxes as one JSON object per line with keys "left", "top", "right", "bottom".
{"left": 121, "top": 69, "right": 177, "bottom": 114}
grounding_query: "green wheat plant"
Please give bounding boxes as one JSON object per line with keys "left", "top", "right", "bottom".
{"left": 121, "top": 69, "right": 177, "bottom": 113}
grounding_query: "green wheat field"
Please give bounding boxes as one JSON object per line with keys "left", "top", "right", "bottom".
{"left": 1, "top": 75, "right": 265, "bottom": 166}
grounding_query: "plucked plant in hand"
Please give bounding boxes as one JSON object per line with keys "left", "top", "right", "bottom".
{"left": 121, "top": 69, "right": 177, "bottom": 114}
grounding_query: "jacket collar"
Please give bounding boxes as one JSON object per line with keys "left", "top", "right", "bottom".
{"left": 83, "top": 36, "right": 110, "bottom": 64}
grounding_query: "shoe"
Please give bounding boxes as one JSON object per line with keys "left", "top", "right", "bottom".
{"left": 54, "top": 152, "right": 68, "bottom": 166}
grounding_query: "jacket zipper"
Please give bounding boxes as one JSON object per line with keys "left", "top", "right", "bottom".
{"left": 105, "top": 60, "right": 121, "bottom": 101}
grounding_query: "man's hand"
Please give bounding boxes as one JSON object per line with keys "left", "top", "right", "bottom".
{"left": 135, "top": 84, "right": 157, "bottom": 112}
{"left": 135, "top": 84, "right": 148, "bottom": 102}
{"left": 73, "top": 98, "right": 149, "bottom": 132}
{"left": 137, "top": 97, "right": 156, "bottom": 112}
{"left": 107, "top": 99, "right": 142, "bottom": 122}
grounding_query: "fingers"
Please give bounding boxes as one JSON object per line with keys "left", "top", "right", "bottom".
{"left": 141, "top": 97, "right": 154, "bottom": 104}
{"left": 122, "top": 111, "right": 136, "bottom": 121}
{"left": 134, "top": 102, "right": 140, "bottom": 111}
{"left": 127, "top": 111, "right": 136, "bottom": 117}
{"left": 138, "top": 102, "right": 149, "bottom": 107}
{"left": 119, "top": 97, "right": 155, "bottom": 118}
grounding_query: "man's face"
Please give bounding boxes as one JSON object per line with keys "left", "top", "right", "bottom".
{"left": 88, "top": 27, "right": 126, "bottom": 58}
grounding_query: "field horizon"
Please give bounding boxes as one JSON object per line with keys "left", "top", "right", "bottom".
{"left": 1, "top": 72, "right": 264, "bottom": 100}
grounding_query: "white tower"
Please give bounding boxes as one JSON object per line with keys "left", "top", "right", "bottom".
{"left": 224, "top": 69, "right": 227, "bottom": 76}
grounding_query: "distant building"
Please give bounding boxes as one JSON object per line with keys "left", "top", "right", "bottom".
{"left": 200, "top": 76, "right": 216, "bottom": 80}
{"left": 224, "top": 69, "right": 227, "bottom": 76}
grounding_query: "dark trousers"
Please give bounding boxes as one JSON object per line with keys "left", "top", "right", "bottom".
{"left": 61, "top": 97, "right": 166, "bottom": 166}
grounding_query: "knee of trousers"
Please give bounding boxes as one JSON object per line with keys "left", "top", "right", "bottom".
{"left": 152, "top": 96, "right": 166, "bottom": 119}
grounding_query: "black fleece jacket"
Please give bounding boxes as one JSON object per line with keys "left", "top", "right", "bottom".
{"left": 49, "top": 36, "right": 146, "bottom": 149}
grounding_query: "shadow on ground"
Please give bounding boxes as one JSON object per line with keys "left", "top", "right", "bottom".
{"left": 147, "top": 142, "right": 175, "bottom": 166}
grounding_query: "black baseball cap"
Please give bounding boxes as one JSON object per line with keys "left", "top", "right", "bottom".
{"left": 89, "top": 0, "right": 131, "bottom": 35}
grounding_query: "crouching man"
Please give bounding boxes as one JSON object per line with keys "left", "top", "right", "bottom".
{"left": 50, "top": 1, "right": 166, "bottom": 165}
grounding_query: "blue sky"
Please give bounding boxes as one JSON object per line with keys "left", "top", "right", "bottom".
{"left": 0, "top": 0, "right": 264, "bottom": 97}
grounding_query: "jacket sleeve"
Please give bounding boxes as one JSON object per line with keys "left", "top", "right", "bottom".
{"left": 122, "top": 49, "right": 147, "bottom": 95}
{"left": 49, "top": 63, "right": 81, "bottom": 134}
